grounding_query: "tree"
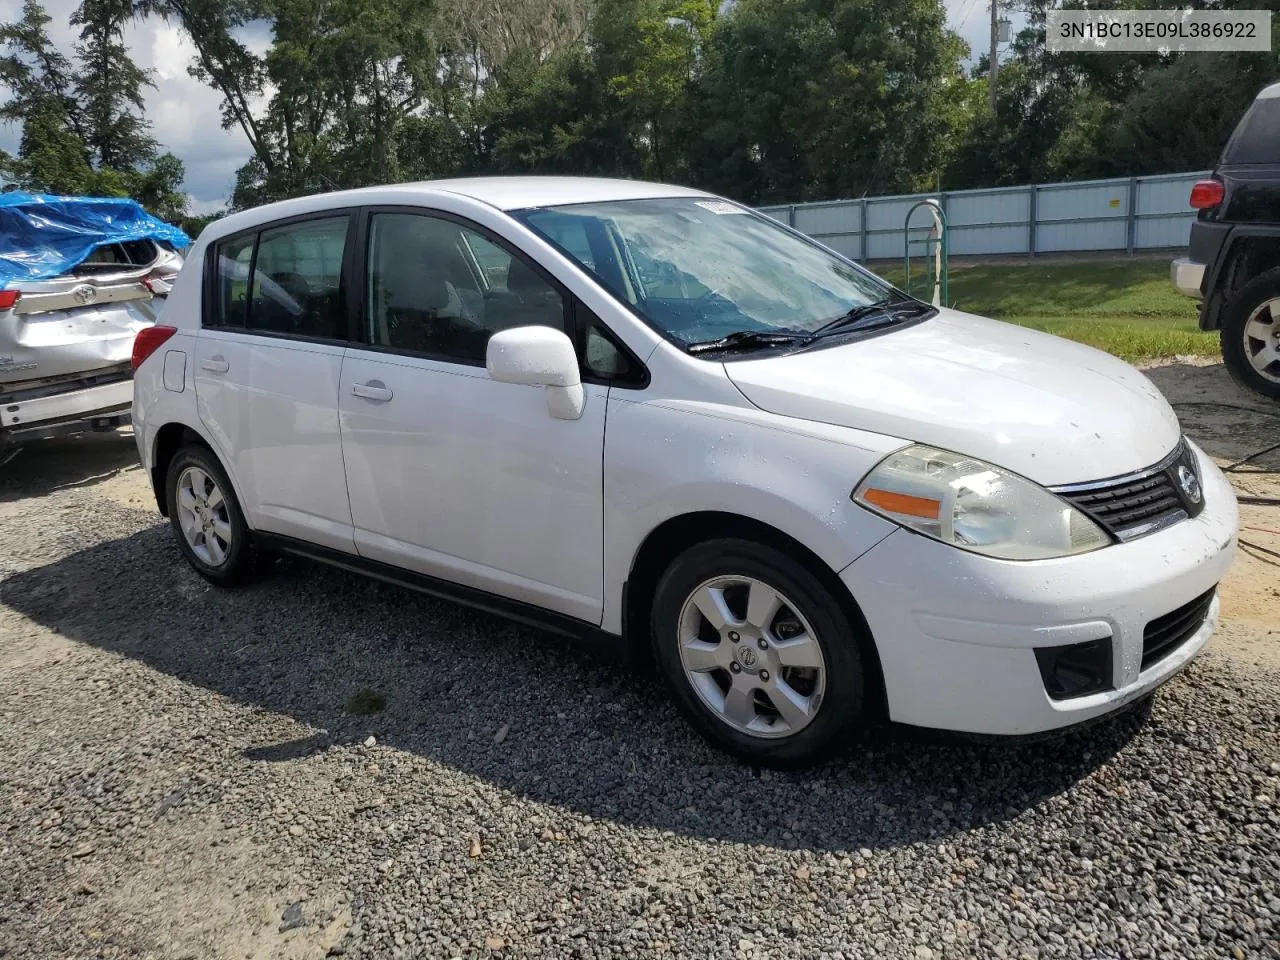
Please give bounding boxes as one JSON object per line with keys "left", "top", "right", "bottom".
{"left": 592, "top": 0, "right": 715, "bottom": 181}
{"left": 180, "top": 208, "right": 224, "bottom": 237}
{"left": 946, "top": 0, "right": 1280, "bottom": 188}
{"left": 0, "top": 0, "right": 92, "bottom": 191}
{"left": 158, "top": 0, "right": 271, "bottom": 170}
{"left": 476, "top": 45, "right": 637, "bottom": 175}
{"left": 0, "top": 2, "right": 82, "bottom": 130}
{"left": 72, "top": 0, "right": 158, "bottom": 170}
{"left": 944, "top": 41, "right": 1085, "bottom": 188}
{"left": 165, "top": 0, "right": 448, "bottom": 208}
{"left": 1103, "top": 53, "right": 1279, "bottom": 176}
{"left": 685, "top": 0, "right": 968, "bottom": 203}
{"left": 0, "top": 0, "right": 186, "bottom": 217}
{"left": 2, "top": 95, "right": 95, "bottom": 193}
{"left": 132, "top": 151, "right": 188, "bottom": 221}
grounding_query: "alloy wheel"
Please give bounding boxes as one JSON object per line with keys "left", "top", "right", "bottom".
{"left": 1244, "top": 299, "right": 1280, "bottom": 384}
{"left": 676, "top": 575, "right": 827, "bottom": 739}
{"left": 175, "top": 465, "right": 233, "bottom": 566}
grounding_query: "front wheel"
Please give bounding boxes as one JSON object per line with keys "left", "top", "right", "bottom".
{"left": 650, "top": 539, "right": 868, "bottom": 767}
{"left": 1220, "top": 267, "right": 1280, "bottom": 402}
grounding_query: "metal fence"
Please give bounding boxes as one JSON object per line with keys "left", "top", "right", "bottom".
{"left": 758, "top": 170, "right": 1207, "bottom": 262}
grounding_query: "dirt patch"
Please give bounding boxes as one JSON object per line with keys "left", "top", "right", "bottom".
{"left": 1143, "top": 358, "right": 1280, "bottom": 667}
{"left": 0, "top": 428, "right": 153, "bottom": 518}
{"left": 81, "top": 816, "right": 350, "bottom": 960}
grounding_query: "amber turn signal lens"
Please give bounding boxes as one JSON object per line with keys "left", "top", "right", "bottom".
{"left": 861, "top": 488, "right": 941, "bottom": 519}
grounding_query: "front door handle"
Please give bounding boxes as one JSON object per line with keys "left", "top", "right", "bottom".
{"left": 200, "top": 356, "right": 229, "bottom": 374}
{"left": 351, "top": 380, "right": 393, "bottom": 403}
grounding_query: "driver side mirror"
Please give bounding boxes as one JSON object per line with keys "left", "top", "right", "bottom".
{"left": 486, "top": 326, "right": 584, "bottom": 420}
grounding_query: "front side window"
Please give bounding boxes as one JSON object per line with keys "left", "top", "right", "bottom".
{"left": 365, "top": 212, "right": 566, "bottom": 365}
{"left": 513, "top": 197, "right": 898, "bottom": 346}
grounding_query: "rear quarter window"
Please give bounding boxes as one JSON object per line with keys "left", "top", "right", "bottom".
{"left": 208, "top": 233, "right": 256, "bottom": 328}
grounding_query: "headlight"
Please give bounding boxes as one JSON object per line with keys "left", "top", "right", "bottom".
{"left": 852, "top": 444, "right": 1111, "bottom": 560}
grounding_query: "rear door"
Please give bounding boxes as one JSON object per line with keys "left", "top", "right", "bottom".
{"left": 193, "top": 213, "right": 357, "bottom": 553}
{"left": 337, "top": 208, "right": 609, "bottom": 622}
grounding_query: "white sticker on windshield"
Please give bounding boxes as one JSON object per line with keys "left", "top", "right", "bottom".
{"left": 694, "top": 200, "right": 747, "bottom": 215}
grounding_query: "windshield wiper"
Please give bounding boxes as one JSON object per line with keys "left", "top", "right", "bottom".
{"left": 685, "top": 299, "right": 935, "bottom": 355}
{"left": 686, "top": 329, "right": 808, "bottom": 355}
{"left": 804, "top": 298, "right": 933, "bottom": 341}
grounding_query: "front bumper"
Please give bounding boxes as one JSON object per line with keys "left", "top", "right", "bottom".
{"left": 841, "top": 443, "right": 1237, "bottom": 735}
{"left": 1171, "top": 257, "right": 1205, "bottom": 299}
{"left": 1, "top": 378, "right": 133, "bottom": 443}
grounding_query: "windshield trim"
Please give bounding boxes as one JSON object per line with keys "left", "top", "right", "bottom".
{"left": 510, "top": 197, "right": 910, "bottom": 358}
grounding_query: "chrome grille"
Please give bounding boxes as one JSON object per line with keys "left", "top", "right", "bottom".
{"left": 1052, "top": 441, "right": 1205, "bottom": 541}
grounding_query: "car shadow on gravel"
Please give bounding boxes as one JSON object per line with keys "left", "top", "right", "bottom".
{"left": 0, "top": 429, "right": 142, "bottom": 500}
{"left": 2, "top": 523, "right": 1150, "bottom": 854}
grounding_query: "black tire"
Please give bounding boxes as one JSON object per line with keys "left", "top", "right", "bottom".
{"left": 1220, "top": 267, "right": 1280, "bottom": 402}
{"left": 650, "top": 538, "right": 867, "bottom": 768}
{"left": 165, "top": 444, "right": 255, "bottom": 586}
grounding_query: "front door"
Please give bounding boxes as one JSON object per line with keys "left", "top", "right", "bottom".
{"left": 194, "top": 214, "right": 356, "bottom": 553}
{"left": 338, "top": 210, "right": 608, "bottom": 624}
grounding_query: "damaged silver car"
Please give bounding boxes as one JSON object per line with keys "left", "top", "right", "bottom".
{"left": 0, "top": 193, "right": 188, "bottom": 462}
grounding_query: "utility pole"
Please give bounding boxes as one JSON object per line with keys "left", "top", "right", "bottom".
{"left": 989, "top": 0, "right": 999, "bottom": 113}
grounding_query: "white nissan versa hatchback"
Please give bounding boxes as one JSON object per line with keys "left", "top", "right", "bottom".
{"left": 132, "top": 177, "right": 1238, "bottom": 766}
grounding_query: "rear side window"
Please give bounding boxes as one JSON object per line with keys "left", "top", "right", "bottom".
{"left": 206, "top": 215, "right": 349, "bottom": 339}
{"left": 1222, "top": 95, "right": 1280, "bottom": 164}
{"left": 77, "top": 239, "right": 158, "bottom": 272}
{"left": 249, "top": 218, "right": 348, "bottom": 338}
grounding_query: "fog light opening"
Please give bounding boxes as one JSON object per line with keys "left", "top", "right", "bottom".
{"left": 1034, "top": 637, "right": 1114, "bottom": 701}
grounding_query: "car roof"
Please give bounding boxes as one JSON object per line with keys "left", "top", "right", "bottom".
{"left": 201, "top": 177, "right": 716, "bottom": 244}
{"left": 420, "top": 176, "right": 713, "bottom": 209}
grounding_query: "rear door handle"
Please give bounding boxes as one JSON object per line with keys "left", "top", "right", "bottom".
{"left": 200, "top": 356, "right": 229, "bottom": 374}
{"left": 351, "top": 380, "right": 393, "bottom": 402}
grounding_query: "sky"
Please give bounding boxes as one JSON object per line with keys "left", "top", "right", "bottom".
{"left": 0, "top": 0, "right": 1014, "bottom": 214}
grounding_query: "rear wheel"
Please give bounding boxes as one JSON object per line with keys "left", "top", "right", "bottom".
{"left": 651, "top": 539, "right": 867, "bottom": 767}
{"left": 165, "top": 444, "right": 255, "bottom": 586}
{"left": 1220, "top": 267, "right": 1280, "bottom": 401}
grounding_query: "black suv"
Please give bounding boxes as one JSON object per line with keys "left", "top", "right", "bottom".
{"left": 1173, "top": 81, "right": 1280, "bottom": 401}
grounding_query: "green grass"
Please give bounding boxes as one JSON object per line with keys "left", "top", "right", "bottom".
{"left": 872, "top": 260, "right": 1218, "bottom": 363}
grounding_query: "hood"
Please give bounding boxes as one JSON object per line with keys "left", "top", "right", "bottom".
{"left": 723, "top": 308, "right": 1181, "bottom": 486}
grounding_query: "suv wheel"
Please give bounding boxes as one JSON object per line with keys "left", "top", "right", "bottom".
{"left": 166, "top": 444, "right": 255, "bottom": 585}
{"left": 1221, "top": 267, "right": 1280, "bottom": 401}
{"left": 651, "top": 538, "right": 867, "bottom": 767}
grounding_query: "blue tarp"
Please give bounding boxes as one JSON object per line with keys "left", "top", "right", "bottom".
{"left": 0, "top": 192, "right": 191, "bottom": 289}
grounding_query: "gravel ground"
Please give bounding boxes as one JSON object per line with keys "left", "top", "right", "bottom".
{"left": 2, "top": 361, "right": 1279, "bottom": 960}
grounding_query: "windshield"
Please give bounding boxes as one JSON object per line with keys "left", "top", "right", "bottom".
{"left": 512, "top": 197, "right": 899, "bottom": 345}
